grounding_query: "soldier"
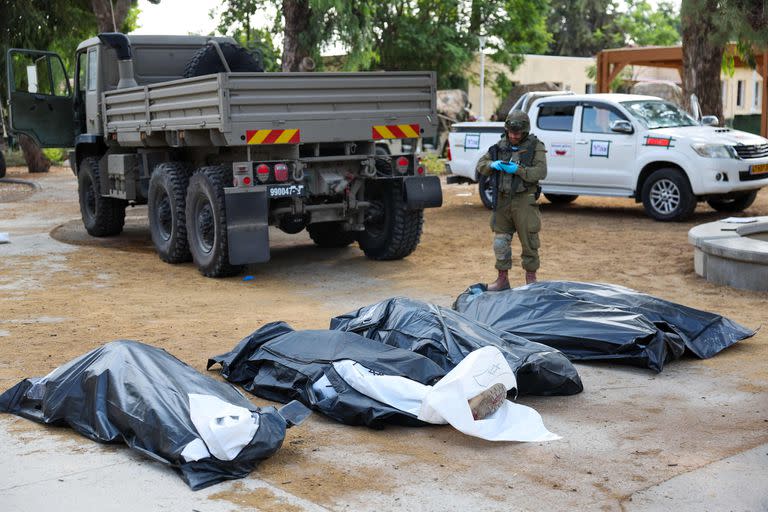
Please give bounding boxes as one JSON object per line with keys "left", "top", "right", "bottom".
{"left": 476, "top": 110, "right": 547, "bottom": 290}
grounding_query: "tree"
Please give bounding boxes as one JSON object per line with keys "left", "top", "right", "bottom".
{"left": 90, "top": 0, "right": 160, "bottom": 33}
{"left": 616, "top": 0, "right": 681, "bottom": 47}
{"left": 547, "top": 0, "right": 681, "bottom": 56}
{"left": 680, "top": 0, "right": 768, "bottom": 121}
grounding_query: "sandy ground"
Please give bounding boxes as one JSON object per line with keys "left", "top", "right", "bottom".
{"left": 0, "top": 165, "right": 766, "bottom": 511}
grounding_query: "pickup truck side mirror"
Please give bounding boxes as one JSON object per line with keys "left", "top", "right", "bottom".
{"left": 610, "top": 120, "right": 633, "bottom": 134}
{"left": 701, "top": 115, "right": 719, "bottom": 126}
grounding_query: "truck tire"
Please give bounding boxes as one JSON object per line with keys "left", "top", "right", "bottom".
{"left": 183, "top": 42, "right": 263, "bottom": 78}
{"left": 358, "top": 182, "right": 423, "bottom": 260}
{"left": 706, "top": 190, "right": 758, "bottom": 212}
{"left": 77, "top": 157, "right": 127, "bottom": 236}
{"left": 0, "top": 151, "right": 6, "bottom": 179}
{"left": 185, "top": 166, "right": 243, "bottom": 277}
{"left": 478, "top": 174, "right": 493, "bottom": 210}
{"left": 148, "top": 163, "right": 191, "bottom": 263}
{"left": 544, "top": 193, "right": 578, "bottom": 204}
{"left": 641, "top": 168, "right": 697, "bottom": 222}
{"left": 308, "top": 222, "right": 357, "bottom": 248}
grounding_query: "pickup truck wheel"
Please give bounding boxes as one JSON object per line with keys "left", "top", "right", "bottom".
{"left": 148, "top": 163, "right": 191, "bottom": 263}
{"left": 185, "top": 166, "right": 243, "bottom": 277}
{"left": 358, "top": 182, "right": 423, "bottom": 260}
{"left": 308, "top": 222, "right": 357, "bottom": 248}
{"left": 478, "top": 174, "right": 494, "bottom": 210}
{"left": 544, "top": 193, "right": 578, "bottom": 204}
{"left": 183, "top": 42, "right": 263, "bottom": 78}
{"left": 706, "top": 190, "right": 758, "bottom": 212}
{"left": 641, "top": 168, "right": 697, "bottom": 221}
{"left": 77, "top": 157, "right": 127, "bottom": 236}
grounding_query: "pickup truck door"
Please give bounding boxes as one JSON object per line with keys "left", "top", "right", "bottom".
{"left": 531, "top": 101, "right": 577, "bottom": 185}
{"left": 6, "top": 49, "right": 74, "bottom": 148}
{"left": 572, "top": 102, "right": 636, "bottom": 192}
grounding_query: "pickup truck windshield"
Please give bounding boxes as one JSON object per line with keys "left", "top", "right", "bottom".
{"left": 620, "top": 100, "right": 698, "bottom": 129}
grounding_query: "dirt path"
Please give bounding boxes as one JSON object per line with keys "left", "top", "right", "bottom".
{"left": 1, "top": 165, "right": 766, "bottom": 511}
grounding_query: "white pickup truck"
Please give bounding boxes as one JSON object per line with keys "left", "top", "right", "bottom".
{"left": 446, "top": 93, "right": 768, "bottom": 221}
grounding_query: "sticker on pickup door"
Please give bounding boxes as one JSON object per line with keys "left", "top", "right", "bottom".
{"left": 643, "top": 135, "right": 675, "bottom": 148}
{"left": 464, "top": 133, "right": 481, "bottom": 150}
{"left": 550, "top": 143, "right": 571, "bottom": 156}
{"left": 590, "top": 140, "right": 610, "bottom": 158}
{"left": 267, "top": 184, "right": 306, "bottom": 198}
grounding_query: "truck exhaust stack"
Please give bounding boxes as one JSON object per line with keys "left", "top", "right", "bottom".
{"left": 97, "top": 32, "right": 138, "bottom": 89}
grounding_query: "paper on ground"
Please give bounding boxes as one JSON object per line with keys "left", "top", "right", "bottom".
{"left": 184, "top": 393, "right": 260, "bottom": 461}
{"left": 0, "top": 232, "right": 9, "bottom": 244}
{"left": 333, "top": 346, "right": 560, "bottom": 442}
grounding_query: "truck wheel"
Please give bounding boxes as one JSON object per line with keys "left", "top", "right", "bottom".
{"left": 544, "top": 193, "right": 578, "bottom": 204}
{"left": 358, "top": 182, "right": 423, "bottom": 260}
{"left": 185, "top": 166, "right": 243, "bottom": 277}
{"left": 706, "top": 190, "right": 758, "bottom": 212}
{"left": 641, "top": 168, "right": 697, "bottom": 222}
{"left": 478, "top": 174, "right": 493, "bottom": 210}
{"left": 77, "top": 157, "right": 126, "bottom": 236}
{"left": 148, "top": 163, "right": 191, "bottom": 263}
{"left": 183, "top": 42, "right": 263, "bottom": 78}
{"left": 308, "top": 222, "right": 357, "bottom": 248}
{"left": 0, "top": 151, "right": 6, "bottom": 179}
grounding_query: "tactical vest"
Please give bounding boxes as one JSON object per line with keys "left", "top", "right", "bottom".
{"left": 487, "top": 134, "right": 541, "bottom": 210}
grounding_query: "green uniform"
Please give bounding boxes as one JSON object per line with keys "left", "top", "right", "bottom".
{"left": 476, "top": 135, "right": 547, "bottom": 272}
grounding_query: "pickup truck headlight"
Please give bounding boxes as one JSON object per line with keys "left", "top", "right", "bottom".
{"left": 690, "top": 143, "right": 735, "bottom": 159}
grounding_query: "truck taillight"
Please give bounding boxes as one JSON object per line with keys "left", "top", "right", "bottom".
{"left": 233, "top": 162, "right": 254, "bottom": 187}
{"left": 274, "top": 163, "right": 289, "bottom": 182}
{"left": 255, "top": 163, "right": 270, "bottom": 183}
{"left": 395, "top": 156, "right": 409, "bottom": 173}
{"left": 447, "top": 143, "right": 451, "bottom": 161}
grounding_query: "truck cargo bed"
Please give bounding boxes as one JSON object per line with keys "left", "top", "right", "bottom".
{"left": 102, "top": 71, "right": 438, "bottom": 146}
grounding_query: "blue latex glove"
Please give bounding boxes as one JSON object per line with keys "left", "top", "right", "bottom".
{"left": 498, "top": 161, "right": 518, "bottom": 174}
{"left": 490, "top": 160, "right": 504, "bottom": 171}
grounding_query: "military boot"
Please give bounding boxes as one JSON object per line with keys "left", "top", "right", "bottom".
{"left": 487, "top": 270, "right": 510, "bottom": 291}
{"left": 525, "top": 271, "right": 537, "bottom": 285}
{"left": 468, "top": 383, "right": 507, "bottom": 420}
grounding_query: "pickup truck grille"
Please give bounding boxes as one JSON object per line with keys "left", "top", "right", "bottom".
{"left": 733, "top": 144, "right": 768, "bottom": 159}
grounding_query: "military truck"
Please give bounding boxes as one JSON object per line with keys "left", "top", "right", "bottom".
{"left": 6, "top": 33, "right": 441, "bottom": 276}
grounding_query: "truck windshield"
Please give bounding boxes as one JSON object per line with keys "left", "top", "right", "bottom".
{"left": 620, "top": 100, "right": 698, "bottom": 129}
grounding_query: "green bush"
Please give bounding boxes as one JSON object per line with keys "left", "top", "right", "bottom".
{"left": 42, "top": 148, "right": 68, "bottom": 164}
{"left": 419, "top": 153, "right": 446, "bottom": 175}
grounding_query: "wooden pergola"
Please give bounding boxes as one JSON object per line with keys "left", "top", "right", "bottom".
{"left": 596, "top": 45, "right": 768, "bottom": 136}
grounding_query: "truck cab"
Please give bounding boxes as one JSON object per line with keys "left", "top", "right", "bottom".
{"left": 447, "top": 93, "right": 768, "bottom": 220}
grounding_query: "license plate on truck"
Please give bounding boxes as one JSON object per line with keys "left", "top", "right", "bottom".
{"left": 750, "top": 163, "right": 768, "bottom": 175}
{"left": 267, "top": 184, "right": 306, "bottom": 199}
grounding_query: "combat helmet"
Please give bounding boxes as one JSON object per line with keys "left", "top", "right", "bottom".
{"left": 505, "top": 110, "right": 530, "bottom": 136}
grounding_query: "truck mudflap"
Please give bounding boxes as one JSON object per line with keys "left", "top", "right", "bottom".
{"left": 224, "top": 187, "right": 270, "bottom": 265}
{"left": 403, "top": 175, "right": 443, "bottom": 209}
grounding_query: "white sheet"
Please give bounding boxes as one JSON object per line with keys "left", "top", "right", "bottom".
{"left": 332, "top": 346, "right": 560, "bottom": 442}
{"left": 187, "top": 393, "right": 260, "bottom": 461}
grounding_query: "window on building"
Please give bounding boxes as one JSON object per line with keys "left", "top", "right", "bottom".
{"left": 736, "top": 80, "right": 745, "bottom": 107}
{"left": 537, "top": 103, "right": 576, "bottom": 131}
{"left": 754, "top": 81, "right": 762, "bottom": 110}
{"left": 585, "top": 83, "right": 596, "bottom": 94}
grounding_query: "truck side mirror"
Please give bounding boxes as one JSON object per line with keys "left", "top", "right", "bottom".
{"left": 610, "top": 120, "right": 633, "bottom": 134}
{"left": 701, "top": 115, "right": 719, "bottom": 126}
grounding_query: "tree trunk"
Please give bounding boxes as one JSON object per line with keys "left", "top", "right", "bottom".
{"left": 681, "top": 0, "right": 724, "bottom": 121}
{"left": 19, "top": 135, "right": 51, "bottom": 173}
{"left": 282, "top": 0, "right": 312, "bottom": 72}
{"left": 90, "top": 0, "right": 132, "bottom": 33}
